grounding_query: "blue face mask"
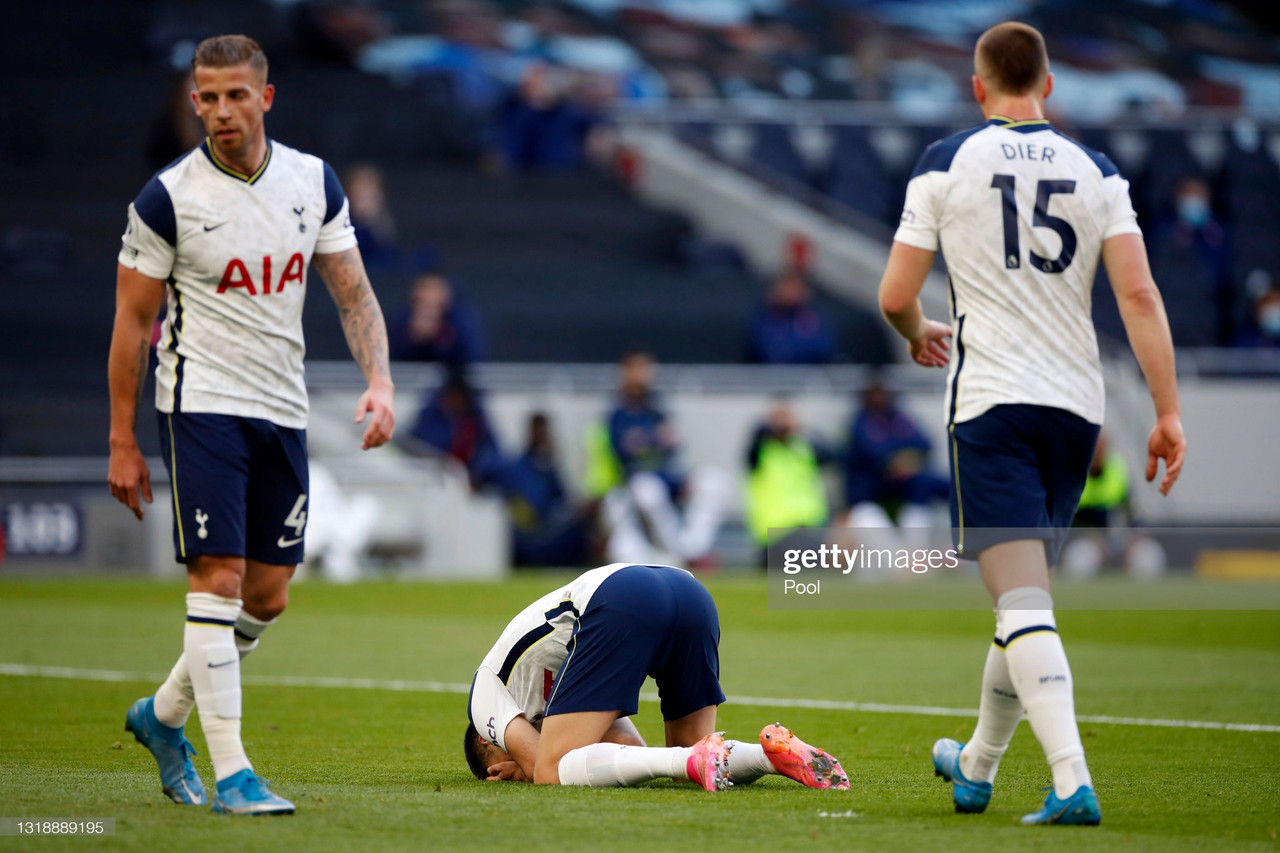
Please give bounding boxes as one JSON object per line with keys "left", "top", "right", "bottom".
{"left": 1261, "top": 305, "right": 1280, "bottom": 338}
{"left": 1178, "top": 196, "right": 1210, "bottom": 229}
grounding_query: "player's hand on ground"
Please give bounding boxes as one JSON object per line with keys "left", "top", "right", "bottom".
{"left": 108, "top": 443, "right": 153, "bottom": 520}
{"left": 355, "top": 382, "right": 395, "bottom": 450}
{"left": 485, "top": 760, "right": 528, "bottom": 782}
{"left": 909, "top": 320, "right": 953, "bottom": 368}
{"left": 1146, "top": 414, "right": 1186, "bottom": 496}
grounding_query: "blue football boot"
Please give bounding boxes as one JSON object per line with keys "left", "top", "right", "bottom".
{"left": 125, "top": 697, "right": 207, "bottom": 805}
{"left": 212, "top": 769, "right": 295, "bottom": 816}
{"left": 932, "top": 738, "right": 993, "bottom": 814}
{"left": 1021, "top": 785, "right": 1102, "bottom": 825}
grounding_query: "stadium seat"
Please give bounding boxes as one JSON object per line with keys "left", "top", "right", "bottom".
{"left": 749, "top": 122, "right": 810, "bottom": 186}
{"left": 823, "top": 124, "right": 896, "bottom": 226}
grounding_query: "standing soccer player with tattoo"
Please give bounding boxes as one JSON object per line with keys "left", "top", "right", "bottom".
{"left": 877, "top": 22, "right": 1186, "bottom": 825}
{"left": 107, "top": 34, "right": 396, "bottom": 815}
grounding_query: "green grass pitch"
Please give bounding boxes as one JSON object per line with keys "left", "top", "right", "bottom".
{"left": 1, "top": 574, "right": 1277, "bottom": 851}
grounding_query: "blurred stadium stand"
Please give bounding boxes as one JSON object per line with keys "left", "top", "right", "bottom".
{"left": 2, "top": 0, "right": 1279, "bottom": 574}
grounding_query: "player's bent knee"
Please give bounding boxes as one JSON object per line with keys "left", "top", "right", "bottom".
{"left": 242, "top": 562, "right": 296, "bottom": 620}
{"left": 243, "top": 588, "right": 289, "bottom": 621}
{"left": 205, "top": 575, "right": 243, "bottom": 601}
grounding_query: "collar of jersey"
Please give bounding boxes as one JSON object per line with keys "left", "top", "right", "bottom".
{"left": 987, "top": 115, "right": 1052, "bottom": 133}
{"left": 200, "top": 137, "right": 273, "bottom": 184}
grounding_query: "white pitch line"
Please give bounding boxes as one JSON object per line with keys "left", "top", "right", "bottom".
{"left": 3, "top": 662, "right": 1278, "bottom": 734}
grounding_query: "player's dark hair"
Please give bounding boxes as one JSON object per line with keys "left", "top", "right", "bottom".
{"left": 463, "top": 722, "right": 489, "bottom": 781}
{"left": 193, "top": 34, "right": 269, "bottom": 80}
{"left": 975, "top": 22, "right": 1048, "bottom": 96}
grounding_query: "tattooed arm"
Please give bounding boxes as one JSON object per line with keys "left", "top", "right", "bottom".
{"left": 313, "top": 246, "right": 396, "bottom": 450}
{"left": 107, "top": 264, "right": 165, "bottom": 519}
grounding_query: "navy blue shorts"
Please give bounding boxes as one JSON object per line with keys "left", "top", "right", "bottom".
{"left": 948, "top": 404, "right": 1099, "bottom": 565}
{"left": 544, "top": 565, "right": 725, "bottom": 722}
{"left": 157, "top": 411, "right": 309, "bottom": 565}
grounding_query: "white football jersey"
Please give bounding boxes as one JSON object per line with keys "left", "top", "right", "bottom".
{"left": 118, "top": 138, "right": 357, "bottom": 428}
{"left": 469, "top": 563, "right": 669, "bottom": 751}
{"left": 894, "top": 116, "right": 1142, "bottom": 426}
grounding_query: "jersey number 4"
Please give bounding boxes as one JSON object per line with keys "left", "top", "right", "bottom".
{"left": 991, "top": 175, "right": 1077, "bottom": 273}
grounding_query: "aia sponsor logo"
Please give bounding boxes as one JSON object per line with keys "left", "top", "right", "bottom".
{"left": 217, "top": 253, "right": 305, "bottom": 295}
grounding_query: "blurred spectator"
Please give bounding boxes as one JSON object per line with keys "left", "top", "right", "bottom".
{"left": 744, "top": 398, "right": 831, "bottom": 553}
{"left": 388, "top": 270, "right": 486, "bottom": 366}
{"left": 344, "top": 164, "right": 400, "bottom": 270}
{"left": 145, "top": 75, "right": 204, "bottom": 170}
{"left": 1061, "top": 432, "right": 1166, "bottom": 580}
{"left": 744, "top": 269, "right": 838, "bottom": 365}
{"left": 503, "top": 412, "right": 590, "bottom": 567}
{"left": 601, "top": 350, "right": 728, "bottom": 565}
{"left": 1234, "top": 288, "right": 1280, "bottom": 349}
{"left": 842, "top": 382, "right": 948, "bottom": 529}
{"left": 1148, "top": 177, "right": 1231, "bottom": 346}
{"left": 497, "top": 63, "right": 596, "bottom": 173}
{"left": 404, "top": 369, "right": 504, "bottom": 490}
{"left": 608, "top": 350, "right": 675, "bottom": 481}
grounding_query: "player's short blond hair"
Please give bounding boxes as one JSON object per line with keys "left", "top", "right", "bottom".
{"left": 975, "top": 22, "right": 1048, "bottom": 96}
{"left": 192, "top": 34, "right": 268, "bottom": 81}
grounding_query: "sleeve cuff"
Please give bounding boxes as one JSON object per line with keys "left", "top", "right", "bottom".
{"left": 892, "top": 228, "right": 939, "bottom": 252}
{"left": 314, "top": 234, "right": 359, "bottom": 256}
{"left": 469, "top": 667, "right": 523, "bottom": 752}
{"left": 1103, "top": 220, "right": 1143, "bottom": 240}
{"left": 117, "top": 246, "right": 172, "bottom": 281}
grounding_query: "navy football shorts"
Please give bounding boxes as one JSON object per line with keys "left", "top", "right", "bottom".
{"left": 157, "top": 411, "right": 309, "bottom": 566}
{"left": 947, "top": 404, "right": 1100, "bottom": 566}
{"left": 544, "top": 565, "right": 725, "bottom": 722}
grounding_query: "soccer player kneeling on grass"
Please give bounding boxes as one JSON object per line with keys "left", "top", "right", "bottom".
{"left": 878, "top": 22, "right": 1186, "bottom": 826}
{"left": 464, "top": 563, "right": 849, "bottom": 792}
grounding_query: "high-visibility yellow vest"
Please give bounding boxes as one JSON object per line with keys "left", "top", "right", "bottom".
{"left": 583, "top": 421, "right": 624, "bottom": 499}
{"left": 1078, "top": 452, "right": 1129, "bottom": 510}
{"left": 746, "top": 436, "right": 828, "bottom": 544}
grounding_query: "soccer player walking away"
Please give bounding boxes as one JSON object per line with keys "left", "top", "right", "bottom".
{"left": 877, "top": 22, "right": 1185, "bottom": 825}
{"left": 107, "top": 35, "right": 396, "bottom": 815}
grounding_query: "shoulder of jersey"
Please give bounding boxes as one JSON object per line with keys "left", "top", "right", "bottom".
{"left": 266, "top": 139, "right": 323, "bottom": 172}
{"left": 1042, "top": 127, "right": 1121, "bottom": 178}
{"left": 909, "top": 123, "right": 993, "bottom": 179}
{"left": 910, "top": 121, "right": 1122, "bottom": 180}
{"left": 260, "top": 141, "right": 345, "bottom": 217}
{"left": 150, "top": 147, "right": 202, "bottom": 189}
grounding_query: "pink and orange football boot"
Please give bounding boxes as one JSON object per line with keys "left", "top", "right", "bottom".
{"left": 686, "top": 731, "right": 734, "bottom": 792}
{"left": 760, "top": 723, "right": 850, "bottom": 790}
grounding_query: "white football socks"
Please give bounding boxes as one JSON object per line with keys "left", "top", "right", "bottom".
{"left": 184, "top": 592, "right": 252, "bottom": 782}
{"left": 998, "top": 586, "right": 1092, "bottom": 798}
{"left": 556, "top": 743, "right": 691, "bottom": 787}
{"left": 722, "top": 741, "right": 775, "bottom": 785}
{"left": 152, "top": 608, "right": 275, "bottom": 729}
{"left": 153, "top": 654, "right": 196, "bottom": 729}
{"left": 555, "top": 740, "right": 781, "bottom": 788}
{"left": 958, "top": 639, "right": 1021, "bottom": 785}
{"left": 234, "top": 610, "right": 274, "bottom": 656}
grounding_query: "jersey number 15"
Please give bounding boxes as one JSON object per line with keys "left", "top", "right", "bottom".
{"left": 991, "top": 175, "right": 1077, "bottom": 273}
